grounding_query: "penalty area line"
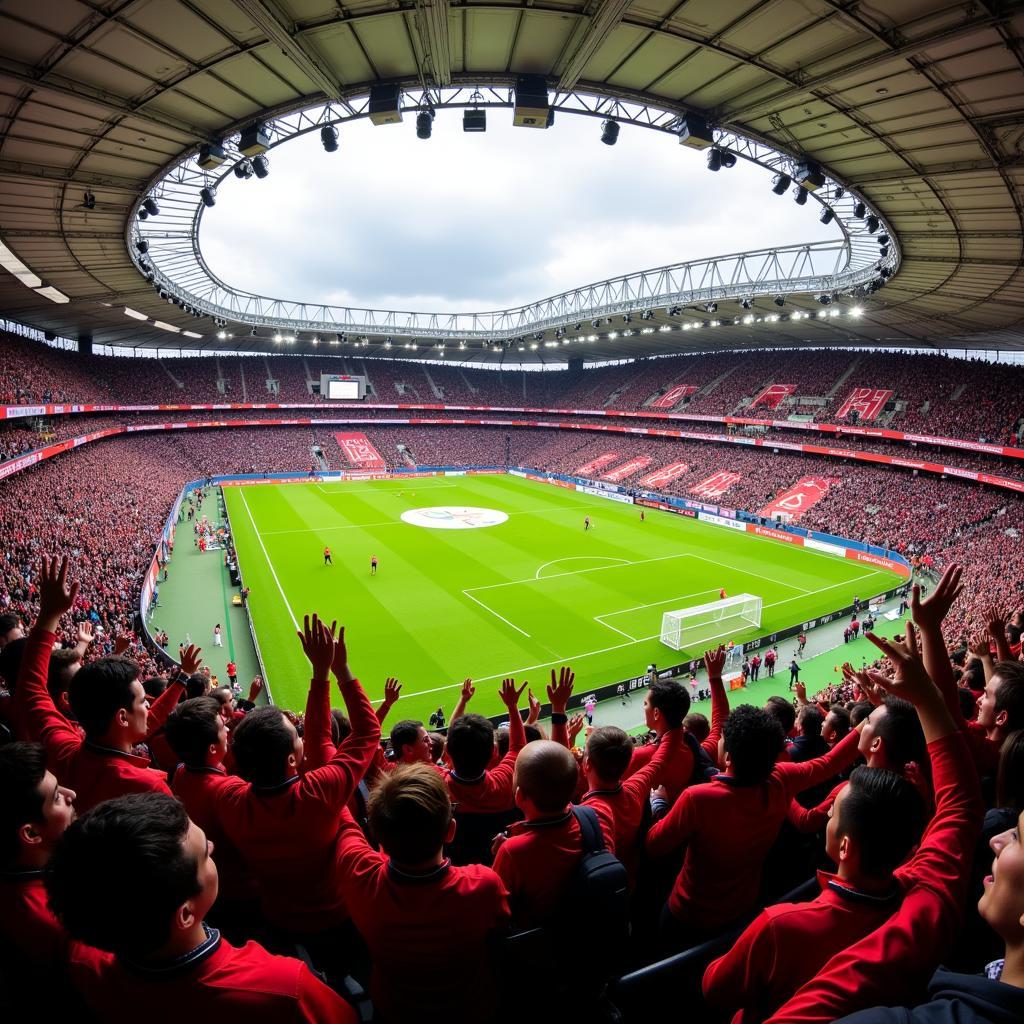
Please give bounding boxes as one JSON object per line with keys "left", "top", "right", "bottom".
{"left": 461, "top": 589, "right": 532, "bottom": 639}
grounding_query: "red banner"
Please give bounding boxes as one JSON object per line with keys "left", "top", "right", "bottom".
{"left": 691, "top": 471, "right": 741, "bottom": 498}
{"left": 759, "top": 476, "right": 834, "bottom": 521}
{"left": 749, "top": 384, "right": 796, "bottom": 411}
{"left": 576, "top": 452, "right": 620, "bottom": 476}
{"left": 650, "top": 384, "right": 697, "bottom": 409}
{"left": 601, "top": 456, "right": 654, "bottom": 482}
{"left": 637, "top": 460, "right": 690, "bottom": 488}
{"left": 834, "top": 387, "right": 894, "bottom": 423}
{"left": 334, "top": 432, "right": 387, "bottom": 470}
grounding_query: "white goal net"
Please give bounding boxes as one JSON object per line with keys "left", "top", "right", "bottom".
{"left": 660, "top": 593, "right": 763, "bottom": 651}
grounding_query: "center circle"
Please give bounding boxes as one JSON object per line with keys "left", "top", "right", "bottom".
{"left": 400, "top": 506, "right": 509, "bottom": 530}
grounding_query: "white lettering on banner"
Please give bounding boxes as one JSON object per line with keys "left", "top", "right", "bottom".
{"left": 578, "top": 485, "right": 634, "bottom": 504}
{"left": 700, "top": 513, "right": 747, "bottom": 531}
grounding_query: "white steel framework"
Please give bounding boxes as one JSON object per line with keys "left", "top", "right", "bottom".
{"left": 130, "top": 84, "right": 900, "bottom": 345}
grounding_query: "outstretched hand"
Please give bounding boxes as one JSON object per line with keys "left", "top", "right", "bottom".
{"left": 910, "top": 564, "right": 962, "bottom": 632}
{"left": 179, "top": 644, "right": 203, "bottom": 676}
{"left": 526, "top": 688, "right": 541, "bottom": 725}
{"left": 460, "top": 677, "right": 476, "bottom": 703}
{"left": 864, "top": 624, "right": 938, "bottom": 708}
{"left": 330, "top": 625, "right": 353, "bottom": 683}
{"left": 567, "top": 713, "right": 586, "bottom": 746}
{"left": 703, "top": 644, "right": 727, "bottom": 679}
{"left": 76, "top": 621, "right": 94, "bottom": 648}
{"left": 984, "top": 604, "right": 1007, "bottom": 643}
{"left": 37, "top": 555, "right": 79, "bottom": 632}
{"left": 499, "top": 677, "right": 528, "bottom": 710}
{"left": 297, "top": 613, "right": 336, "bottom": 680}
{"left": 547, "top": 665, "right": 575, "bottom": 714}
{"left": 382, "top": 677, "right": 402, "bottom": 707}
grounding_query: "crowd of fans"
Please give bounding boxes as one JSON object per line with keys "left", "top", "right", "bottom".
{"left": 3, "top": 332, "right": 1021, "bottom": 446}
{"left": 1, "top": 536, "right": 1022, "bottom": 1022}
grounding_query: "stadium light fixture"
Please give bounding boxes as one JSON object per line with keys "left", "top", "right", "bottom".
{"left": 251, "top": 154, "right": 270, "bottom": 178}
{"left": 197, "top": 143, "right": 226, "bottom": 169}
{"left": 138, "top": 209, "right": 148, "bottom": 221}
{"left": 865, "top": 215, "right": 880, "bottom": 233}
{"left": 124, "top": 307, "right": 147, "bottom": 320}
{"left": 773, "top": 295, "right": 786, "bottom": 307}
{"left": 853, "top": 201, "right": 866, "bottom": 219}
{"left": 819, "top": 207, "right": 835, "bottom": 225}
{"left": 233, "top": 160, "right": 253, "bottom": 179}
{"left": 135, "top": 239, "right": 149, "bottom": 254}
{"left": 677, "top": 112, "right": 713, "bottom": 150}
{"left": 879, "top": 246, "right": 889, "bottom": 258}
{"left": 720, "top": 150, "right": 737, "bottom": 169}
{"left": 217, "top": 330, "right": 227, "bottom": 339}
{"left": 877, "top": 233, "right": 890, "bottom": 246}
{"left": 416, "top": 110, "right": 434, "bottom": 139}
{"left": 794, "top": 161, "right": 825, "bottom": 191}
{"left": 154, "top": 321, "right": 180, "bottom": 333}
{"left": 320, "top": 125, "right": 339, "bottom": 152}
{"left": 706, "top": 147, "right": 722, "bottom": 171}
{"left": 833, "top": 186, "right": 845, "bottom": 201}
{"left": 705, "top": 302, "right": 717, "bottom": 313}
{"left": 238, "top": 122, "right": 271, "bottom": 156}
{"left": 34, "top": 285, "right": 69, "bottom": 304}
{"left": 600, "top": 120, "right": 619, "bottom": 146}
{"left": 142, "top": 196, "right": 160, "bottom": 217}
{"left": 792, "top": 186, "right": 808, "bottom": 206}
{"left": 199, "top": 186, "right": 216, "bottom": 208}
{"left": 273, "top": 333, "right": 282, "bottom": 343}
{"left": 463, "top": 106, "right": 487, "bottom": 133}
{"left": 817, "top": 294, "right": 833, "bottom": 305}
{"left": 771, "top": 173, "right": 791, "bottom": 195}
{"left": 82, "top": 191, "right": 96, "bottom": 210}
{"left": 739, "top": 298, "right": 753, "bottom": 309}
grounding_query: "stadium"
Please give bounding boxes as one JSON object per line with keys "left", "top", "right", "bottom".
{"left": 1, "top": 1, "right": 1023, "bottom": 1021}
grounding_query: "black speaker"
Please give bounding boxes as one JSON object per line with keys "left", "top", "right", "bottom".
{"left": 513, "top": 76, "right": 549, "bottom": 128}
{"left": 368, "top": 84, "right": 403, "bottom": 125}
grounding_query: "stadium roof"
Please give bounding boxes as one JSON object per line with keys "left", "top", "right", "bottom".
{"left": 0, "top": 0, "right": 1022, "bottom": 363}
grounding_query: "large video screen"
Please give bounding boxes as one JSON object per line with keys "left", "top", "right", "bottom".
{"left": 327, "top": 379, "right": 360, "bottom": 400}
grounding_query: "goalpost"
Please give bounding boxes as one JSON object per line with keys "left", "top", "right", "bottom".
{"left": 660, "top": 593, "right": 763, "bottom": 651}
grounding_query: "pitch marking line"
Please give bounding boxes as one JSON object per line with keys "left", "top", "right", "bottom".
{"left": 535, "top": 556, "right": 629, "bottom": 580}
{"left": 238, "top": 490, "right": 299, "bottom": 631}
{"left": 683, "top": 552, "right": 812, "bottom": 595}
{"left": 593, "top": 587, "right": 721, "bottom": 641}
{"left": 462, "top": 588, "right": 532, "bottom": 639}
{"left": 315, "top": 482, "right": 458, "bottom": 496}
{"left": 262, "top": 503, "right": 599, "bottom": 537}
{"left": 399, "top": 568, "right": 892, "bottom": 700}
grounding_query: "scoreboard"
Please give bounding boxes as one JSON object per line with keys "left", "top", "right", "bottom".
{"left": 320, "top": 374, "right": 366, "bottom": 400}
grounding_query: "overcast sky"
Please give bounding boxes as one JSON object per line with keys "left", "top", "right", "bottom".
{"left": 201, "top": 111, "right": 837, "bottom": 314}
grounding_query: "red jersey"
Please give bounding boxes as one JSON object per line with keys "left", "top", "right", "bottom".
{"left": 443, "top": 708, "right": 526, "bottom": 814}
{"left": 625, "top": 728, "right": 694, "bottom": 805}
{"left": 493, "top": 803, "right": 616, "bottom": 928}
{"left": 66, "top": 931, "right": 354, "bottom": 1023}
{"left": 14, "top": 627, "right": 172, "bottom": 813}
{"left": 647, "top": 728, "right": 861, "bottom": 930}
{"left": 335, "top": 814, "right": 510, "bottom": 1021}
{"left": 761, "top": 732, "right": 983, "bottom": 1024}
{"left": 214, "top": 675, "right": 380, "bottom": 932}
{"left": 0, "top": 869, "right": 71, "bottom": 964}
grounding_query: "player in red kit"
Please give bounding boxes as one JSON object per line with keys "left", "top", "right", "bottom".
{"left": 370, "top": 555, "right": 378, "bottom": 576}
{"left": 323, "top": 546, "right": 332, "bottom": 566}
{"left": 720, "top": 588, "right": 727, "bottom": 600}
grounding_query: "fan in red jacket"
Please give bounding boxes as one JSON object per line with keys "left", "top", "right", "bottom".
{"left": 336, "top": 762, "right": 511, "bottom": 1022}
{"left": 647, "top": 708, "right": 863, "bottom": 943}
{"left": 46, "top": 792, "right": 354, "bottom": 1024}
{"left": 624, "top": 675, "right": 695, "bottom": 806}
{"left": 761, "top": 628, "right": 985, "bottom": 1024}
{"left": 212, "top": 615, "right": 381, "bottom": 933}
{"left": 704, "top": 635, "right": 974, "bottom": 1024}
{"left": 13, "top": 556, "right": 199, "bottom": 814}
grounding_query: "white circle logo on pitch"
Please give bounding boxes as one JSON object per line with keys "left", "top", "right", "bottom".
{"left": 401, "top": 506, "right": 509, "bottom": 530}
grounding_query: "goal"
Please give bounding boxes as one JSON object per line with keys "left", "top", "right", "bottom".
{"left": 660, "top": 593, "right": 763, "bottom": 651}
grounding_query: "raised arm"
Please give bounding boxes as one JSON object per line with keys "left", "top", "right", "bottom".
{"left": 13, "top": 557, "right": 83, "bottom": 759}
{"left": 143, "top": 644, "right": 200, "bottom": 736}
{"left": 702, "top": 645, "right": 730, "bottom": 760}
{"left": 776, "top": 720, "right": 862, "bottom": 797}
{"left": 546, "top": 665, "right": 575, "bottom": 748}
{"left": 622, "top": 726, "right": 675, "bottom": 805}
{"left": 909, "top": 564, "right": 964, "bottom": 726}
{"left": 300, "top": 632, "right": 337, "bottom": 773}
{"left": 645, "top": 785, "right": 698, "bottom": 858}
{"left": 984, "top": 602, "right": 1014, "bottom": 664}
{"left": 374, "top": 677, "right": 401, "bottom": 725}
{"left": 450, "top": 677, "right": 475, "bottom": 723}
{"left": 498, "top": 677, "right": 528, "bottom": 753}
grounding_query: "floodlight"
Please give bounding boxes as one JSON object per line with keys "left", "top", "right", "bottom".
{"left": 82, "top": 191, "right": 96, "bottom": 210}
{"left": 706, "top": 147, "right": 722, "bottom": 172}
{"left": 233, "top": 159, "right": 252, "bottom": 179}
{"left": 601, "top": 120, "right": 619, "bottom": 146}
{"left": 135, "top": 239, "right": 149, "bottom": 254}
{"left": 794, "top": 160, "right": 825, "bottom": 191}
{"left": 771, "top": 173, "right": 791, "bottom": 194}
{"left": 853, "top": 201, "right": 866, "bottom": 218}
{"left": 463, "top": 109, "right": 486, "bottom": 133}
{"left": 819, "top": 207, "right": 835, "bottom": 225}
{"left": 251, "top": 154, "right": 270, "bottom": 178}
{"left": 320, "top": 125, "right": 339, "bottom": 152}
{"left": 143, "top": 197, "right": 160, "bottom": 217}
{"left": 416, "top": 110, "right": 433, "bottom": 139}
{"left": 138, "top": 209, "right": 148, "bottom": 220}
{"left": 200, "top": 187, "right": 216, "bottom": 208}
{"left": 774, "top": 295, "right": 786, "bottom": 307}
{"left": 238, "top": 122, "right": 271, "bottom": 156}
{"left": 792, "top": 186, "right": 808, "bottom": 206}
{"left": 721, "top": 150, "right": 737, "bottom": 169}
{"left": 817, "top": 294, "right": 833, "bottom": 305}
{"left": 877, "top": 234, "right": 890, "bottom": 246}
{"left": 197, "top": 143, "right": 227, "bottom": 169}
{"left": 368, "top": 84, "right": 403, "bottom": 125}
{"left": 677, "top": 113, "right": 713, "bottom": 149}
{"left": 866, "top": 215, "right": 880, "bottom": 233}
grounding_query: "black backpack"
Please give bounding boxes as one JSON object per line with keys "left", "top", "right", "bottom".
{"left": 567, "top": 806, "right": 630, "bottom": 964}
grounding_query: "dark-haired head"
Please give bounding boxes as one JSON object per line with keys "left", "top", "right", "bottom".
{"left": 164, "top": 697, "right": 226, "bottom": 769}
{"left": 764, "top": 695, "right": 796, "bottom": 736}
{"left": 69, "top": 658, "right": 146, "bottom": 742}
{"left": 369, "top": 764, "right": 453, "bottom": 866}
{"left": 446, "top": 714, "right": 496, "bottom": 778}
{"left": 722, "top": 705, "right": 785, "bottom": 785}
{"left": 644, "top": 679, "right": 690, "bottom": 731}
{"left": 390, "top": 719, "right": 431, "bottom": 764}
{"left": 45, "top": 793, "right": 216, "bottom": 957}
{"left": 827, "top": 766, "right": 926, "bottom": 878}
{"left": 859, "top": 696, "right": 926, "bottom": 771}
{"left": 585, "top": 726, "right": 634, "bottom": 783}
{"left": 0, "top": 742, "right": 76, "bottom": 867}
{"left": 230, "top": 706, "right": 302, "bottom": 786}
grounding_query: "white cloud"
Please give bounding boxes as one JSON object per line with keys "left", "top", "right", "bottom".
{"left": 200, "top": 111, "right": 837, "bottom": 313}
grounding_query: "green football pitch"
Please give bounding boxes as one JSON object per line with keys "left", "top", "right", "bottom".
{"left": 224, "top": 474, "right": 902, "bottom": 720}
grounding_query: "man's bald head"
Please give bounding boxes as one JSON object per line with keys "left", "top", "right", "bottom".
{"left": 514, "top": 740, "right": 578, "bottom": 814}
